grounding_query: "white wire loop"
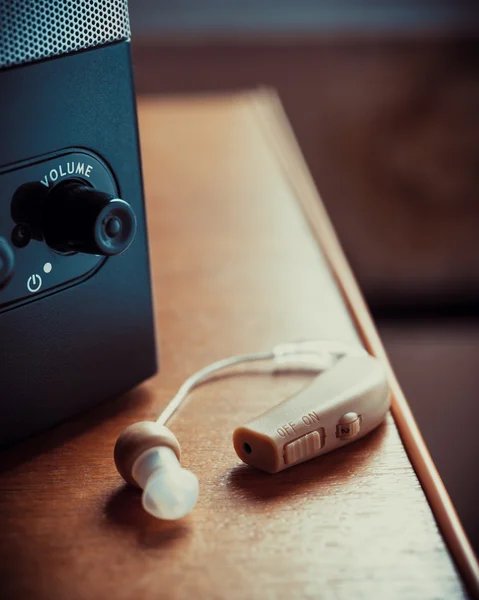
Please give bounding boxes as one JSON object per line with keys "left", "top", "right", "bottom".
{"left": 156, "top": 340, "right": 367, "bottom": 427}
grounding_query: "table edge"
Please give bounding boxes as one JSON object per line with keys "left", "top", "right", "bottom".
{"left": 243, "top": 87, "right": 479, "bottom": 598}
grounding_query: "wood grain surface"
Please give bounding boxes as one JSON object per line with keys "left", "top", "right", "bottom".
{"left": 0, "top": 93, "right": 467, "bottom": 600}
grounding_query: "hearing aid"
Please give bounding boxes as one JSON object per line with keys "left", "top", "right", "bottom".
{"left": 114, "top": 341, "right": 390, "bottom": 520}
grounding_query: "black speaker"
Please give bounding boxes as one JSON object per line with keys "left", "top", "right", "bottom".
{"left": 0, "top": 1, "right": 157, "bottom": 446}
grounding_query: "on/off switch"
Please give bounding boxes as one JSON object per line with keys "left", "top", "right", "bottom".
{"left": 284, "top": 429, "right": 325, "bottom": 465}
{"left": 337, "top": 412, "right": 361, "bottom": 439}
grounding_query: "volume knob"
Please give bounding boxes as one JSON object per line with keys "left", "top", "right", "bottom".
{"left": 43, "top": 179, "right": 137, "bottom": 256}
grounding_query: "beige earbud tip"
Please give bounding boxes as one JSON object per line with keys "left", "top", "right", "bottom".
{"left": 114, "top": 421, "right": 181, "bottom": 486}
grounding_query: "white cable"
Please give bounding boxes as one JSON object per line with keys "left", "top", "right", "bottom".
{"left": 157, "top": 351, "right": 274, "bottom": 426}
{"left": 156, "top": 340, "right": 367, "bottom": 427}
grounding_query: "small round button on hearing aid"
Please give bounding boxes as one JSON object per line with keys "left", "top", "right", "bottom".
{"left": 114, "top": 421, "right": 199, "bottom": 520}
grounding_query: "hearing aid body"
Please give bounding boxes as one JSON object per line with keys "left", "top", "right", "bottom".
{"left": 233, "top": 354, "right": 390, "bottom": 473}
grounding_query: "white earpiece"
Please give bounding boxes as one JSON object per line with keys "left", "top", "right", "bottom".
{"left": 132, "top": 445, "right": 199, "bottom": 520}
{"left": 114, "top": 421, "right": 198, "bottom": 520}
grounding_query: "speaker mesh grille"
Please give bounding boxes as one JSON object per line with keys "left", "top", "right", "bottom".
{"left": 0, "top": 0, "right": 130, "bottom": 70}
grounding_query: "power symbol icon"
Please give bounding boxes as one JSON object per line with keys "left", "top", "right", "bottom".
{"left": 27, "top": 274, "right": 42, "bottom": 293}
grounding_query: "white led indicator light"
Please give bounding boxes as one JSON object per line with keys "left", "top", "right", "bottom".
{"left": 43, "top": 262, "right": 52, "bottom": 274}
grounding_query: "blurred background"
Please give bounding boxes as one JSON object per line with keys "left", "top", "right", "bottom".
{"left": 127, "top": 1, "right": 479, "bottom": 553}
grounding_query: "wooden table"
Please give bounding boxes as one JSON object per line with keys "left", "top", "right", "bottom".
{"left": 0, "top": 92, "right": 476, "bottom": 600}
